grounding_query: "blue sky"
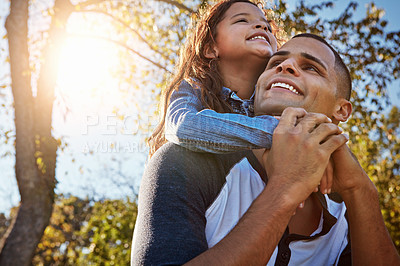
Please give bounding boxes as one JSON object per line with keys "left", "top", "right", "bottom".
{"left": 0, "top": 0, "right": 399, "bottom": 215}
{"left": 285, "top": 0, "right": 400, "bottom": 32}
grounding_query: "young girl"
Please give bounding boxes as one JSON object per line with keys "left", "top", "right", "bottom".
{"left": 149, "top": 0, "right": 281, "bottom": 156}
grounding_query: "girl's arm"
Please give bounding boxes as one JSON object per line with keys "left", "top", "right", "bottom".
{"left": 165, "top": 80, "right": 279, "bottom": 153}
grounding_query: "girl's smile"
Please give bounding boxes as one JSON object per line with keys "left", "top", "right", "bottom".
{"left": 212, "top": 2, "right": 278, "bottom": 61}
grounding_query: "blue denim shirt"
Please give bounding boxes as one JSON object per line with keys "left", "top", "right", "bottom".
{"left": 165, "top": 80, "right": 279, "bottom": 153}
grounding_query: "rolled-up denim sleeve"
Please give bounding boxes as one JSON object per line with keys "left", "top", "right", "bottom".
{"left": 165, "top": 81, "right": 279, "bottom": 153}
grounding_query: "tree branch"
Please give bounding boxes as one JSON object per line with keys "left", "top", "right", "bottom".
{"left": 77, "top": 0, "right": 194, "bottom": 13}
{"left": 156, "top": 0, "right": 195, "bottom": 13}
{"left": 76, "top": 0, "right": 107, "bottom": 9}
{"left": 74, "top": 9, "right": 169, "bottom": 60}
{"left": 68, "top": 33, "right": 171, "bottom": 73}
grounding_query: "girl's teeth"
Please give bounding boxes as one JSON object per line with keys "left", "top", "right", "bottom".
{"left": 250, "top": 36, "right": 266, "bottom": 41}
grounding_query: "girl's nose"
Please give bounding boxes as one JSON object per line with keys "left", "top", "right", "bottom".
{"left": 254, "top": 21, "right": 269, "bottom": 32}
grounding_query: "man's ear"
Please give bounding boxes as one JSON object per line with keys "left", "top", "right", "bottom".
{"left": 332, "top": 98, "right": 352, "bottom": 122}
{"left": 204, "top": 43, "right": 218, "bottom": 59}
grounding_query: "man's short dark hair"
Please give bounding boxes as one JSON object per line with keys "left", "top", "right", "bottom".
{"left": 293, "top": 33, "right": 352, "bottom": 100}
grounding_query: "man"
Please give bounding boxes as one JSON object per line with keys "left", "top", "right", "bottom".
{"left": 131, "top": 34, "right": 399, "bottom": 265}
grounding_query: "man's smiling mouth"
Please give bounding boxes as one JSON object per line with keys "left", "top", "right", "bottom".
{"left": 271, "top": 82, "right": 301, "bottom": 95}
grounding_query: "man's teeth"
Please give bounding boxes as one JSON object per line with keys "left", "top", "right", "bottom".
{"left": 250, "top": 36, "right": 267, "bottom": 41}
{"left": 271, "top": 82, "right": 300, "bottom": 95}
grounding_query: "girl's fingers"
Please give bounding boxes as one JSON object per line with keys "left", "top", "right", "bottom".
{"left": 276, "top": 107, "right": 307, "bottom": 132}
{"left": 320, "top": 134, "right": 349, "bottom": 156}
{"left": 320, "top": 169, "right": 328, "bottom": 194}
{"left": 297, "top": 113, "right": 332, "bottom": 133}
{"left": 320, "top": 158, "right": 334, "bottom": 194}
{"left": 325, "top": 158, "right": 334, "bottom": 194}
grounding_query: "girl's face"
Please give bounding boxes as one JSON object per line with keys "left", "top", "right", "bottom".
{"left": 211, "top": 2, "right": 278, "bottom": 62}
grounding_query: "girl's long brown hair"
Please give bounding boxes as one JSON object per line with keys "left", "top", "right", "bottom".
{"left": 148, "top": 0, "right": 279, "bottom": 157}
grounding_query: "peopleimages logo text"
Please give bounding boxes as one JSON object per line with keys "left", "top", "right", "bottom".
{"left": 82, "top": 114, "right": 156, "bottom": 135}
{"left": 82, "top": 141, "right": 148, "bottom": 153}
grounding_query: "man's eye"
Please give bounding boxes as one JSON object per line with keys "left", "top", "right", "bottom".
{"left": 304, "top": 65, "right": 318, "bottom": 72}
{"left": 267, "top": 61, "right": 281, "bottom": 68}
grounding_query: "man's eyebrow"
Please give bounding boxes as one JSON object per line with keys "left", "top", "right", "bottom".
{"left": 270, "top": 51, "right": 290, "bottom": 58}
{"left": 301, "top": 52, "right": 327, "bottom": 71}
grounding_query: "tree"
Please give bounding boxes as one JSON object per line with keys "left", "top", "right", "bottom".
{"left": 0, "top": 0, "right": 193, "bottom": 263}
{"left": 1, "top": 0, "right": 62, "bottom": 264}
{"left": 1, "top": 0, "right": 399, "bottom": 263}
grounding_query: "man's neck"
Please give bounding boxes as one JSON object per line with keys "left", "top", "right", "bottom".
{"left": 252, "top": 149, "right": 265, "bottom": 168}
{"left": 252, "top": 149, "right": 323, "bottom": 236}
{"left": 288, "top": 194, "right": 322, "bottom": 236}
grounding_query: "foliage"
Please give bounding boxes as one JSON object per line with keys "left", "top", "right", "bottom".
{"left": 1, "top": 0, "right": 399, "bottom": 262}
{"left": 26, "top": 195, "right": 137, "bottom": 265}
{"left": 75, "top": 197, "right": 137, "bottom": 265}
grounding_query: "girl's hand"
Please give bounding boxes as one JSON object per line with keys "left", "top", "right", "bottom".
{"left": 331, "top": 143, "right": 371, "bottom": 197}
{"left": 319, "top": 158, "right": 333, "bottom": 194}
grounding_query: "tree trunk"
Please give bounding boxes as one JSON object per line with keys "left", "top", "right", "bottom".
{"left": 0, "top": 0, "right": 72, "bottom": 264}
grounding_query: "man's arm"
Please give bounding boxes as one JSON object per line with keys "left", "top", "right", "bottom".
{"left": 131, "top": 144, "right": 212, "bottom": 265}
{"left": 186, "top": 108, "right": 348, "bottom": 265}
{"left": 332, "top": 145, "right": 400, "bottom": 265}
{"left": 185, "top": 180, "right": 300, "bottom": 265}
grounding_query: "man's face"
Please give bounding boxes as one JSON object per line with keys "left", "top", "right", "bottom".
{"left": 254, "top": 37, "right": 338, "bottom": 117}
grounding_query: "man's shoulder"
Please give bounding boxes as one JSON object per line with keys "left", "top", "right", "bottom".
{"left": 147, "top": 142, "right": 216, "bottom": 175}
{"left": 149, "top": 142, "right": 251, "bottom": 172}
{"left": 143, "top": 142, "right": 261, "bottom": 206}
{"left": 152, "top": 142, "right": 209, "bottom": 160}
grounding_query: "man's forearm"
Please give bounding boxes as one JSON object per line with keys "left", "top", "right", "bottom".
{"left": 185, "top": 181, "right": 297, "bottom": 265}
{"left": 342, "top": 180, "right": 400, "bottom": 266}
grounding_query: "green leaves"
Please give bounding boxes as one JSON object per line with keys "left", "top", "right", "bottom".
{"left": 30, "top": 195, "right": 137, "bottom": 265}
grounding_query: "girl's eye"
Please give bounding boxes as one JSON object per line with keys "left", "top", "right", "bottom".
{"left": 236, "top": 19, "right": 248, "bottom": 23}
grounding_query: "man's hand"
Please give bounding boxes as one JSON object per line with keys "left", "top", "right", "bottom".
{"left": 331, "top": 143, "right": 374, "bottom": 198}
{"left": 276, "top": 114, "right": 336, "bottom": 195}
{"left": 264, "top": 107, "right": 348, "bottom": 206}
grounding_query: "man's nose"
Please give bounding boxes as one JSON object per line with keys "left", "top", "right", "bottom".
{"left": 276, "top": 59, "right": 299, "bottom": 76}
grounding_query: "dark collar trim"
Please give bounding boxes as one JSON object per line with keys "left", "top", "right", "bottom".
{"left": 246, "top": 151, "right": 268, "bottom": 184}
{"left": 285, "top": 192, "right": 338, "bottom": 243}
